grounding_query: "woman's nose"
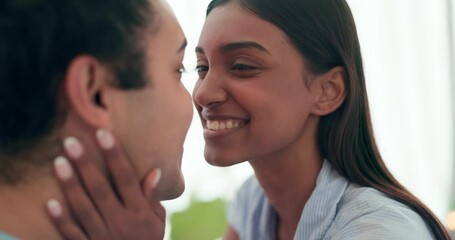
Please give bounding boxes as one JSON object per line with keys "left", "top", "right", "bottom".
{"left": 193, "top": 73, "right": 228, "bottom": 109}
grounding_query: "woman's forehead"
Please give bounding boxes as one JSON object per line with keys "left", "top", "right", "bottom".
{"left": 198, "top": 4, "right": 290, "bottom": 53}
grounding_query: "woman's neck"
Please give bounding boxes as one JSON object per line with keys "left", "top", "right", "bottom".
{"left": 0, "top": 171, "right": 65, "bottom": 240}
{"left": 250, "top": 137, "right": 323, "bottom": 240}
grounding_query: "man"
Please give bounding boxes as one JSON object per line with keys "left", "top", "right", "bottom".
{"left": 0, "top": 0, "right": 192, "bottom": 238}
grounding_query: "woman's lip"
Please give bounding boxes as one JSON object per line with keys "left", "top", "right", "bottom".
{"left": 203, "top": 122, "right": 248, "bottom": 140}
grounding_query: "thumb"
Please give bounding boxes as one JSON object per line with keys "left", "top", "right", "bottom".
{"left": 141, "top": 169, "right": 166, "bottom": 220}
{"left": 142, "top": 169, "right": 161, "bottom": 200}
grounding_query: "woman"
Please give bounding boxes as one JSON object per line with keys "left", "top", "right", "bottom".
{"left": 52, "top": 0, "right": 450, "bottom": 239}
{"left": 193, "top": 0, "right": 449, "bottom": 239}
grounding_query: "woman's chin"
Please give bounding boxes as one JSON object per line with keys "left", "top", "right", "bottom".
{"left": 204, "top": 150, "right": 246, "bottom": 167}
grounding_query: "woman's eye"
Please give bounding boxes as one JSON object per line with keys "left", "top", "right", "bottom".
{"left": 195, "top": 65, "right": 209, "bottom": 79}
{"left": 231, "top": 64, "right": 258, "bottom": 71}
{"left": 195, "top": 65, "right": 209, "bottom": 72}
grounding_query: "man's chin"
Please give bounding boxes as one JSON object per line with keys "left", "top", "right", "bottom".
{"left": 158, "top": 177, "right": 185, "bottom": 201}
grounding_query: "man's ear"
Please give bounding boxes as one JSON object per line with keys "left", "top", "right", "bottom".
{"left": 64, "top": 55, "right": 113, "bottom": 129}
{"left": 311, "top": 66, "right": 347, "bottom": 116}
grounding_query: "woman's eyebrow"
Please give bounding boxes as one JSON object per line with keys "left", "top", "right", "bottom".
{"left": 195, "top": 41, "right": 270, "bottom": 55}
{"left": 220, "top": 41, "right": 270, "bottom": 54}
{"left": 195, "top": 46, "right": 204, "bottom": 54}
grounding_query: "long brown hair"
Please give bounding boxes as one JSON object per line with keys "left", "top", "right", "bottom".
{"left": 208, "top": 0, "right": 450, "bottom": 238}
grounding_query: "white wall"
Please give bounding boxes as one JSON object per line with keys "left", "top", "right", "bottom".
{"left": 347, "top": 0, "right": 453, "bottom": 220}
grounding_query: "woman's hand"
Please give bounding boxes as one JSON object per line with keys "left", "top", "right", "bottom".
{"left": 46, "top": 129, "right": 165, "bottom": 240}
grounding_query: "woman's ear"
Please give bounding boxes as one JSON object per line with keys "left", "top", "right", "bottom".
{"left": 311, "top": 66, "right": 347, "bottom": 116}
{"left": 64, "top": 55, "right": 113, "bottom": 129}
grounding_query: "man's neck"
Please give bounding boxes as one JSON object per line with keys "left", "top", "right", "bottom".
{"left": 0, "top": 172, "right": 65, "bottom": 240}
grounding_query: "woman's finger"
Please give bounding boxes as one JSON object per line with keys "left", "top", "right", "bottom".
{"left": 63, "top": 137, "right": 121, "bottom": 223}
{"left": 55, "top": 132, "right": 167, "bottom": 240}
{"left": 142, "top": 169, "right": 165, "bottom": 218}
{"left": 46, "top": 198, "right": 87, "bottom": 240}
{"left": 95, "top": 129, "right": 147, "bottom": 210}
{"left": 149, "top": 200, "right": 166, "bottom": 223}
{"left": 53, "top": 156, "right": 109, "bottom": 239}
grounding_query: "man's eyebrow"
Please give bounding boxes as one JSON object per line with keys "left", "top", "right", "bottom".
{"left": 177, "top": 39, "right": 188, "bottom": 53}
{"left": 195, "top": 41, "right": 270, "bottom": 55}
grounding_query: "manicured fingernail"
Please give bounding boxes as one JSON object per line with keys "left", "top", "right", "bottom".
{"left": 143, "top": 169, "right": 162, "bottom": 199}
{"left": 96, "top": 129, "right": 115, "bottom": 150}
{"left": 63, "top": 136, "right": 84, "bottom": 159}
{"left": 152, "top": 169, "right": 162, "bottom": 189}
{"left": 47, "top": 199, "right": 62, "bottom": 218}
{"left": 54, "top": 156, "right": 73, "bottom": 181}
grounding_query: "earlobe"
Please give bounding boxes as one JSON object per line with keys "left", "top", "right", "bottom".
{"left": 64, "top": 55, "right": 113, "bottom": 129}
{"left": 311, "top": 66, "right": 347, "bottom": 116}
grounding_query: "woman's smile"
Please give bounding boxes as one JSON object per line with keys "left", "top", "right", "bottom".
{"left": 202, "top": 115, "right": 250, "bottom": 140}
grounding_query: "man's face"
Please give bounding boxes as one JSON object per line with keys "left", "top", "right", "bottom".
{"left": 110, "top": 0, "right": 193, "bottom": 200}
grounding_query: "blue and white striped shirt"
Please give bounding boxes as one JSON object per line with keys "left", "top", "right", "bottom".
{"left": 228, "top": 160, "right": 435, "bottom": 240}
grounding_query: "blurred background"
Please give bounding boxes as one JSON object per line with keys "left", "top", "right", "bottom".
{"left": 163, "top": 0, "right": 455, "bottom": 239}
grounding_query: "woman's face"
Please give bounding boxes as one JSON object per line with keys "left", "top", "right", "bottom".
{"left": 193, "top": 2, "right": 319, "bottom": 167}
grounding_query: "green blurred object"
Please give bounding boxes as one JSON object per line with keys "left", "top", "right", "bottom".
{"left": 170, "top": 198, "right": 227, "bottom": 240}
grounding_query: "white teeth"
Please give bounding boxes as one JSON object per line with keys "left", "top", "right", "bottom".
{"left": 226, "top": 120, "right": 233, "bottom": 129}
{"left": 206, "top": 119, "right": 246, "bottom": 131}
{"left": 212, "top": 121, "right": 219, "bottom": 130}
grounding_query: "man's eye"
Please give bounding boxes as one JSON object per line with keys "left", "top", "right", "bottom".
{"left": 195, "top": 65, "right": 209, "bottom": 72}
{"left": 178, "top": 66, "right": 186, "bottom": 73}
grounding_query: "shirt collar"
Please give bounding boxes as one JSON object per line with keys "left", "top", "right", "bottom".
{"left": 294, "top": 160, "right": 349, "bottom": 239}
